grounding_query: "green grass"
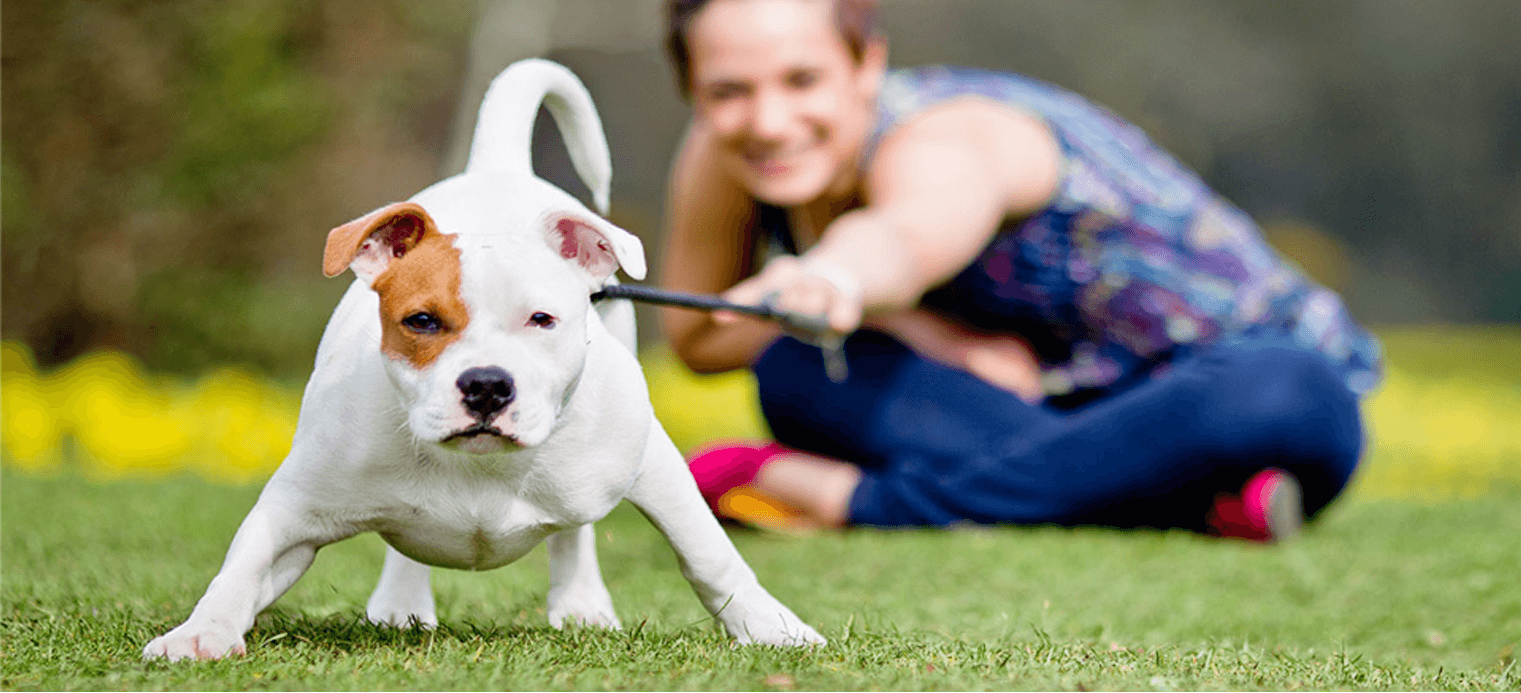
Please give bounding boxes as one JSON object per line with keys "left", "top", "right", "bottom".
{"left": 3, "top": 467, "right": 1517, "bottom": 691}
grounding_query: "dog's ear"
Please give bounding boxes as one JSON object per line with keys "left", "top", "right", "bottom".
{"left": 324, "top": 202, "right": 440, "bottom": 284}
{"left": 547, "top": 215, "right": 647, "bottom": 285}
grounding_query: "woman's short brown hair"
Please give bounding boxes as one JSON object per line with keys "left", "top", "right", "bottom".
{"left": 665, "top": 0, "right": 880, "bottom": 100}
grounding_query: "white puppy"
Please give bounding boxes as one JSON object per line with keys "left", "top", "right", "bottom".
{"left": 143, "top": 59, "right": 824, "bottom": 661}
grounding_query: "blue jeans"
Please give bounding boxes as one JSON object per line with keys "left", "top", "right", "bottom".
{"left": 753, "top": 331, "right": 1364, "bottom": 530}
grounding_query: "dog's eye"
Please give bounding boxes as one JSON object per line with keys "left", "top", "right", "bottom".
{"left": 401, "top": 312, "right": 444, "bottom": 334}
{"left": 528, "top": 312, "right": 557, "bottom": 329}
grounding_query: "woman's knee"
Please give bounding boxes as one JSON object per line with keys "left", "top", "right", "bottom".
{"left": 1205, "top": 342, "right": 1355, "bottom": 424}
{"left": 1199, "top": 340, "right": 1364, "bottom": 504}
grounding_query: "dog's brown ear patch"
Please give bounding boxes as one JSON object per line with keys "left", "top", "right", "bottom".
{"left": 325, "top": 201, "right": 467, "bottom": 368}
{"left": 324, "top": 202, "right": 438, "bottom": 283}
{"left": 371, "top": 230, "right": 469, "bottom": 369}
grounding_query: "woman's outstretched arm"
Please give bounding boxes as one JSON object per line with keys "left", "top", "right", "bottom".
{"left": 722, "top": 99, "right": 1062, "bottom": 332}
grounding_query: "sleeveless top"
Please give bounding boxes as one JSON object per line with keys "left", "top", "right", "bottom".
{"left": 758, "top": 66, "right": 1382, "bottom": 398}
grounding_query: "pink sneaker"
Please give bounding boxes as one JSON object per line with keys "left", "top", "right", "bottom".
{"left": 687, "top": 441, "right": 787, "bottom": 509}
{"left": 687, "top": 441, "right": 811, "bottom": 532}
{"left": 1207, "top": 468, "right": 1304, "bottom": 542}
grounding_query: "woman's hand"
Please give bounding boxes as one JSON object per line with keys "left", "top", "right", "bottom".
{"left": 716, "top": 254, "right": 864, "bottom": 337}
{"left": 869, "top": 308, "right": 1045, "bottom": 404}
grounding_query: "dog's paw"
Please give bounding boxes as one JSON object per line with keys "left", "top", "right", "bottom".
{"left": 720, "top": 590, "right": 827, "bottom": 647}
{"left": 142, "top": 623, "right": 246, "bottom": 661}
{"left": 547, "top": 586, "right": 621, "bottom": 630}
{"left": 728, "top": 614, "right": 826, "bottom": 647}
{"left": 365, "top": 595, "right": 438, "bottom": 630}
{"left": 365, "top": 605, "right": 438, "bottom": 630}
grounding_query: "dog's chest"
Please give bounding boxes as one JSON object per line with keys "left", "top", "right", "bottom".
{"left": 369, "top": 490, "right": 564, "bottom": 571}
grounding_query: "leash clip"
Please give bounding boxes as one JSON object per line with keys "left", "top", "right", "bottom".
{"left": 761, "top": 293, "right": 849, "bottom": 383}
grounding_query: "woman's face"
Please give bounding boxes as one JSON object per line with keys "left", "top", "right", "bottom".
{"left": 687, "top": 0, "right": 883, "bottom": 206}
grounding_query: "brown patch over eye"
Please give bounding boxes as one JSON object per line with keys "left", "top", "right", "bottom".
{"left": 372, "top": 233, "right": 469, "bottom": 368}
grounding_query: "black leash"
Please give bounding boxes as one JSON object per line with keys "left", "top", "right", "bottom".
{"left": 591, "top": 283, "right": 848, "bottom": 382}
{"left": 591, "top": 283, "right": 832, "bottom": 335}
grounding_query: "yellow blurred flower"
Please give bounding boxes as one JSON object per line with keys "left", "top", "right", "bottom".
{"left": 186, "top": 368, "right": 298, "bottom": 484}
{"left": 1357, "top": 361, "right": 1521, "bottom": 500}
{"left": 52, "top": 350, "right": 196, "bottom": 480}
{"left": 1, "top": 343, "right": 64, "bottom": 473}
{"left": 3, "top": 328, "right": 1519, "bottom": 502}
{"left": 644, "top": 349, "right": 769, "bottom": 454}
{"left": 1, "top": 341, "right": 301, "bottom": 483}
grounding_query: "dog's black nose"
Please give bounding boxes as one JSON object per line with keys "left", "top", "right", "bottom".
{"left": 456, "top": 366, "right": 515, "bottom": 419}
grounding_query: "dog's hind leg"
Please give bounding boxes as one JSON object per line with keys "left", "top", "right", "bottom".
{"left": 546, "top": 524, "right": 621, "bottom": 629}
{"left": 366, "top": 546, "right": 438, "bottom": 629}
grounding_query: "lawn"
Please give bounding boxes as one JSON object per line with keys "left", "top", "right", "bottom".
{"left": 3, "top": 327, "right": 1520, "bottom": 690}
{"left": 4, "top": 472, "right": 1518, "bottom": 690}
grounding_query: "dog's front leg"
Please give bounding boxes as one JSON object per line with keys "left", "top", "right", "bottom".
{"left": 366, "top": 546, "right": 437, "bottom": 629}
{"left": 545, "top": 524, "right": 621, "bottom": 629}
{"left": 624, "top": 423, "right": 825, "bottom": 646}
{"left": 143, "top": 499, "right": 337, "bottom": 661}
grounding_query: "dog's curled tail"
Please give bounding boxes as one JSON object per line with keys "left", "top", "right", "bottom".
{"left": 466, "top": 59, "right": 612, "bottom": 215}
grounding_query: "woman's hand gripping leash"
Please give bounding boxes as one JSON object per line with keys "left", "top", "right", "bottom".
{"left": 592, "top": 255, "right": 856, "bottom": 382}
{"left": 724, "top": 254, "right": 858, "bottom": 383}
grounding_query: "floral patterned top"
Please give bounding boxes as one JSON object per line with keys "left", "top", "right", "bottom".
{"left": 766, "top": 66, "right": 1382, "bottom": 397}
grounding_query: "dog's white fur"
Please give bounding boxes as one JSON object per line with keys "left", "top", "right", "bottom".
{"left": 143, "top": 59, "right": 823, "bottom": 661}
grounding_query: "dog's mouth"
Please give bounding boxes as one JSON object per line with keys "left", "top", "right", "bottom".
{"left": 441, "top": 424, "right": 520, "bottom": 451}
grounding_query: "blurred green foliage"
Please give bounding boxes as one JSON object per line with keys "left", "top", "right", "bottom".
{"left": 157, "top": 2, "right": 329, "bottom": 208}
{"left": 3, "top": 0, "right": 1517, "bottom": 379}
{"left": 2, "top": 0, "right": 471, "bottom": 377}
{"left": 134, "top": 269, "right": 343, "bottom": 375}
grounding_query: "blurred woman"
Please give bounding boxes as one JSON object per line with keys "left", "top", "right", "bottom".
{"left": 658, "top": 0, "right": 1380, "bottom": 538}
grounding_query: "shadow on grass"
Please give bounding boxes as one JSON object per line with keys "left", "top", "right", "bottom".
{"left": 240, "top": 606, "right": 725, "bottom": 660}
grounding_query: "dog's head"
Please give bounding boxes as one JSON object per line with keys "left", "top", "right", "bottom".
{"left": 322, "top": 173, "right": 644, "bottom": 453}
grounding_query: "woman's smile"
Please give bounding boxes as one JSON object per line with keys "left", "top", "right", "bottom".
{"left": 687, "top": 0, "right": 880, "bottom": 206}
{"left": 742, "top": 137, "right": 820, "bottom": 176}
